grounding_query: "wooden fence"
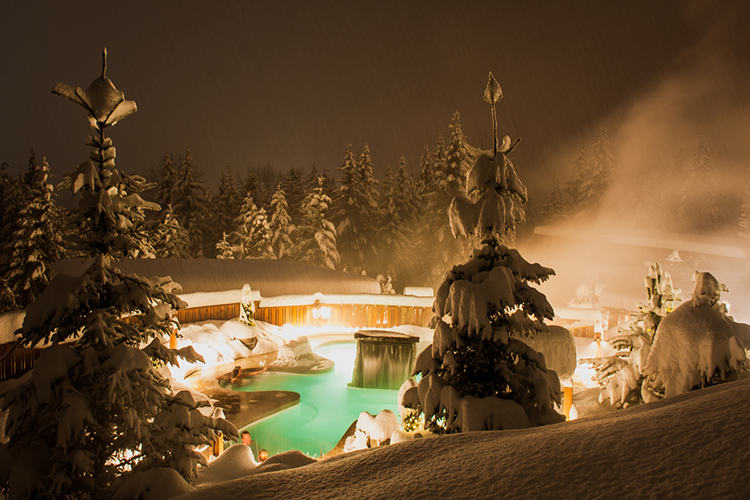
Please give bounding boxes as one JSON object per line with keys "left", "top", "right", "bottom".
{"left": 0, "top": 342, "right": 43, "bottom": 382}
{"left": 0, "top": 300, "right": 433, "bottom": 381}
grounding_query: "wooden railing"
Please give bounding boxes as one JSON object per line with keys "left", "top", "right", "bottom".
{"left": 254, "top": 303, "right": 432, "bottom": 329}
{"left": 0, "top": 342, "right": 43, "bottom": 381}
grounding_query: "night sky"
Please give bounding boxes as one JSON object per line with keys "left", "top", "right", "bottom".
{"left": 2, "top": 1, "right": 749, "bottom": 203}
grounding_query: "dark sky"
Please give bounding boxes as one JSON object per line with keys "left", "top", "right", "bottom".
{"left": 1, "top": 1, "right": 749, "bottom": 201}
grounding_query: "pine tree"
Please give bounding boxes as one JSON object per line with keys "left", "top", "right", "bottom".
{"left": 155, "top": 151, "right": 179, "bottom": 210}
{"left": 679, "top": 136, "right": 719, "bottom": 233}
{"left": 541, "top": 177, "right": 566, "bottom": 224}
{"left": 378, "top": 159, "right": 417, "bottom": 290}
{"left": 583, "top": 263, "right": 681, "bottom": 408}
{"left": 290, "top": 176, "right": 339, "bottom": 269}
{"left": 0, "top": 159, "right": 30, "bottom": 309}
{"left": 269, "top": 184, "right": 294, "bottom": 258}
{"left": 213, "top": 166, "right": 242, "bottom": 241}
{"left": 173, "top": 150, "right": 210, "bottom": 256}
{"left": 232, "top": 193, "right": 274, "bottom": 258}
{"left": 579, "top": 126, "right": 613, "bottom": 212}
{"left": 0, "top": 49, "right": 236, "bottom": 499}
{"left": 403, "top": 73, "right": 563, "bottom": 433}
{"left": 6, "top": 156, "right": 65, "bottom": 307}
{"left": 564, "top": 144, "right": 589, "bottom": 216}
{"left": 215, "top": 231, "right": 238, "bottom": 259}
{"left": 444, "top": 110, "right": 473, "bottom": 197}
{"left": 281, "top": 167, "right": 306, "bottom": 226}
{"left": 154, "top": 205, "right": 191, "bottom": 258}
{"left": 335, "top": 144, "right": 380, "bottom": 275}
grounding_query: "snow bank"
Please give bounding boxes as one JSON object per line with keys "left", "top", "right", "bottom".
{"left": 179, "top": 289, "right": 260, "bottom": 309}
{"left": 112, "top": 468, "right": 195, "bottom": 500}
{"left": 515, "top": 326, "right": 577, "bottom": 379}
{"left": 644, "top": 300, "right": 747, "bottom": 397}
{"left": 178, "top": 378, "right": 750, "bottom": 500}
{"left": 0, "top": 311, "right": 23, "bottom": 344}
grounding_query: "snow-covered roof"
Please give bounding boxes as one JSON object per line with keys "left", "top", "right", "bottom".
{"left": 52, "top": 258, "right": 381, "bottom": 296}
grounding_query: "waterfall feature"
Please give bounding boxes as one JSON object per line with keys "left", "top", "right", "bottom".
{"left": 350, "top": 330, "right": 420, "bottom": 390}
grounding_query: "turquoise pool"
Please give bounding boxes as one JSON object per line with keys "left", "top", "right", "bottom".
{"left": 240, "top": 342, "right": 401, "bottom": 458}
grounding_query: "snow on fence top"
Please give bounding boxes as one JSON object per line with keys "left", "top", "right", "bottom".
{"left": 258, "top": 292, "right": 434, "bottom": 308}
{"left": 52, "top": 258, "right": 381, "bottom": 296}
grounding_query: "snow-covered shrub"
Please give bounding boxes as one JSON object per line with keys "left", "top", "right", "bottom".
{"left": 642, "top": 272, "right": 748, "bottom": 399}
{"left": 582, "top": 263, "right": 681, "bottom": 407}
{"left": 0, "top": 50, "right": 236, "bottom": 500}
{"left": 343, "top": 410, "right": 401, "bottom": 452}
{"left": 402, "top": 74, "right": 563, "bottom": 433}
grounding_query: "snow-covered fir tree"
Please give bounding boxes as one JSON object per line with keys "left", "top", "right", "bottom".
{"left": 215, "top": 231, "right": 238, "bottom": 259}
{"left": 583, "top": 263, "right": 681, "bottom": 408}
{"left": 0, "top": 154, "right": 34, "bottom": 291}
{"left": 679, "top": 136, "right": 719, "bottom": 233}
{"left": 541, "top": 177, "right": 567, "bottom": 224}
{"left": 213, "top": 165, "right": 242, "bottom": 244}
{"left": 154, "top": 204, "right": 191, "bottom": 258}
{"left": 0, "top": 50, "right": 235, "bottom": 499}
{"left": 289, "top": 176, "right": 339, "bottom": 269}
{"left": 268, "top": 183, "right": 294, "bottom": 258}
{"left": 335, "top": 144, "right": 380, "bottom": 275}
{"left": 231, "top": 192, "right": 275, "bottom": 259}
{"left": 402, "top": 72, "right": 563, "bottom": 433}
{"left": 444, "top": 110, "right": 473, "bottom": 197}
{"left": 578, "top": 126, "right": 613, "bottom": 213}
{"left": 6, "top": 156, "right": 65, "bottom": 307}
{"left": 154, "top": 151, "right": 179, "bottom": 211}
{"left": 281, "top": 167, "right": 306, "bottom": 226}
{"left": 173, "top": 150, "right": 210, "bottom": 257}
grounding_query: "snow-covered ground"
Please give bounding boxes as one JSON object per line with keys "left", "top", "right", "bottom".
{"left": 167, "top": 376, "right": 750, "bottom": 500}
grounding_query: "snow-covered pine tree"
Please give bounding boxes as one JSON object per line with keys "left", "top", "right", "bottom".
{"left": 0, "top": 161, "right": 28, "bottom": 311}
{"left": 215, "top": 232, "right": 237, "bottom": 259}
{"left": 541, "top": 177, "right": 566, "bottom": 224}
{"left": 213, "top": 165, "right": 242, "bottom": 243}
{"left": 578, "top": 126, "right": 613, "bottom": 213}
{"left": 6, "top": 156, "right": 65, "bottom": 307}
{"left": 402, "top": 72, "right": 563, "bottom": 433}
{"left": 679, "top": 136, "right": 719, "bottom": 233}
{"left": 281, "top": 167, "right": 306, "bottom": 226}
{"left": 289, "top": 176, "right": 339, "bottom": 270}
{"left": 231, "top": 192, "right": 275, "bottom": 259}
{"left": 154, "top": 204, "right": 191, "bottom": 259}
{"left": 0, "top": 49, "right": 235, "bottom": 499}
{"left": 444, "top": 110, "right": 473, "bottom": 197}
{"left": 378, "top": 159, "right": 418, "bottom": 290}
{"left": 154, "top": 151, "right": 179, "bottom": 211}
{"left": 269, "top": 184, "right": 294, "bottom": 258}
{"left": 564, "top": 144, "right": 589, "bottom": 216}
{"left": 335, "top": 144, "right": 380, "bottom": 275}
{"left": 582, "top": 263, "right": 681, "bottom": 408}
{"left": 173, "top": 150, "right": 210, "bottom": 257}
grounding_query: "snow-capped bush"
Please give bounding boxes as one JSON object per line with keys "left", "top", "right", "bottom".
{"left": 582, "top": 263, "right": 681, "bottom": 407}
{"left": 643, "top": 272, "right": 748, "bottom": 399}
{"left": 403, "top": 74, "right": 563, "bottom": 433}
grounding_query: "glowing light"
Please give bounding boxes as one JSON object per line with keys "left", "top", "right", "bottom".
{"left": 312, "top": 301, "right": 332, "bottom": 320}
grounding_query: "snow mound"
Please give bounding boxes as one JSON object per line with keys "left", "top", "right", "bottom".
{"left": 516, "top": 325, "right": 577, "bottom": 379}
{"left": 644, "top": 300, "right": 747, "bottom": 398}
{"left": 112, "top": 467, "right": 195, "bottom": 500}
{"left": 176, "top": 378, "right": 750, "bottom": 500}
{"left": 0, "top": 311, "right": 24, "bottom": 344}
{"left": 194, "top": 444, "right": 258, "bottom": 486}
{"left": 249, "top": 450, "right": 317, "bottom": 475}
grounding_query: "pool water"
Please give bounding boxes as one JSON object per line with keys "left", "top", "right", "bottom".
{"left": 240, "top": 342, "right": 401, "bottom": 458}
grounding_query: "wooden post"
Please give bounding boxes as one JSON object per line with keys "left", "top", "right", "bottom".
{"left": 169, "top": 327, "right": 177, "bottom": 349}
{"left": 213, "top": 431, "right": 224, "bottom": 456}
{"left": 563, "top": 386, "right": 573, "bottom": 420}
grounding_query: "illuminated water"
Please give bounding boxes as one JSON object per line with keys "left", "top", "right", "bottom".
{"left": 241, "top": 342, "right": 401, "bottom": 458}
